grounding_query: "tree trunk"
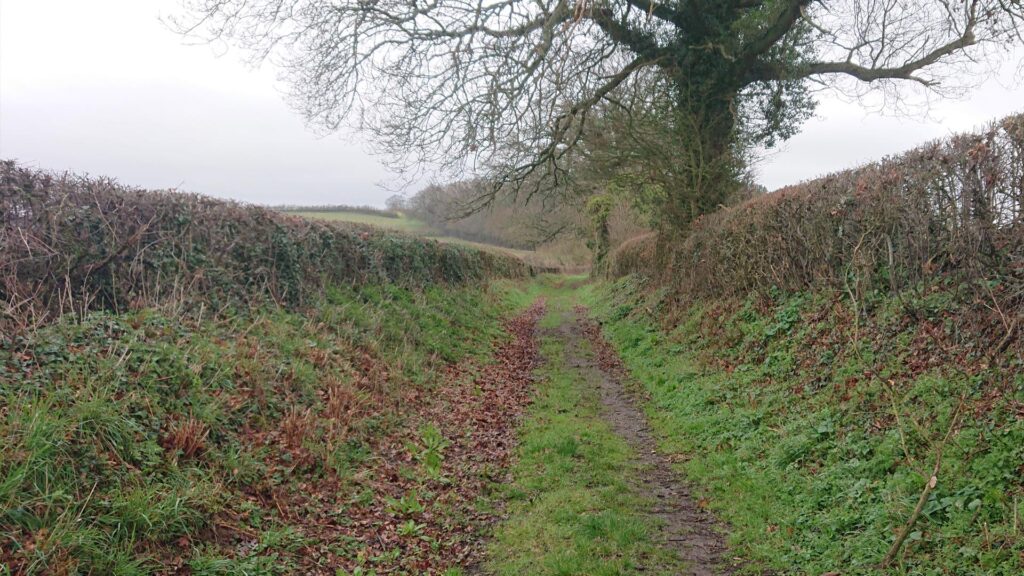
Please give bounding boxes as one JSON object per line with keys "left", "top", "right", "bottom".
{"left": 652, "top": 89, "right": 740, "bottom": 279}
{"left": 661, "top": 90, "right": 741, "bottom": 230}
{"left": 593, "top": 216, "right": 610, "bottom": 274}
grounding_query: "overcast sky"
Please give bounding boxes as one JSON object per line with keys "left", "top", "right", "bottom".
{"left": 1, "top": 0, "right": 1022, "bottom": 207}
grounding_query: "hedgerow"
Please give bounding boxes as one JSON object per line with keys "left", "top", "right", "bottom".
{"left": 616, "top": 114, "right": 1024, "bottom": 310}
{"left": 0, "top": 162, "right": 528, "bottom": 331}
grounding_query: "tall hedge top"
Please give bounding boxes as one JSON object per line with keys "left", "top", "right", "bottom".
{"left": 636, "top": 113, "right": 1024, "bottom": 302}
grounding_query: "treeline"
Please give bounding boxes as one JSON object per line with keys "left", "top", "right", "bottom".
{"left": 403, "top": 179, "right": 649, "bottom": 268}
{"left": 404, "top": 179, "right": 579, "bottom": 250}
{"left": 0, "top": 161, "right": 529, "bottom": 332}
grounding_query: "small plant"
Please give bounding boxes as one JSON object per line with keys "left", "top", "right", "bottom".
{"left": 385, "top": 491, "right": 425, "bottom": 516}
{"left": 763, "top": 297, "right": 803, "bottom": 340}
{"left": 396, "top": 520, "right": 425, "bottom": 537}
{"left": 417, "top": 423, "right": 449, "bottom": 479}
{"left": 162, "top": 417, "right": 209, "bottom": 459}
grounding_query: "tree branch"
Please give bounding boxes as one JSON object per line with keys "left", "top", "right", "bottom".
{"left": 590, "top": 7, "right": 671, "bottom": 63}
{"left": 742, "top": 0, "right": 812, "bottom": 59}
{"left": 795, "top": 26, "right": 977, "bottom": 85}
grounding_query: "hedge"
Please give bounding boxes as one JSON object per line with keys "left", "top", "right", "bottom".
{"left": 0, "top": 161, "right": 528, "bottom": 330}
{"left": 624, "top": 114, "right": 1024, "bottom": 305}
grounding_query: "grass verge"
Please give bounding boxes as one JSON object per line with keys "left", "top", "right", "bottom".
{"left": 0, "top": 283, "right": 511, "bottom": 574}
{"left": 584, "top": 276, "right": 1023, "bottom": 575}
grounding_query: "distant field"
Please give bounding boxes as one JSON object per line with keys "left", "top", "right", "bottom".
{"left": 285, "top": 210, "right": 431, "bottom": 233}
{"left": 285, "top": 210, "right": 547, "bottom": 264}
{"left": 425, "top": 235, "right": 530, "bottom": 257}
{"left": 283, "top": 209, "right": 580, "bottom": 271}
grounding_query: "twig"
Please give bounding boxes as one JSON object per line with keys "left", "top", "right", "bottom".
{"left": 886, "top": 380, "right": 912, "bottom": 463}
{"left": 880, "top": 398, "right": 964, "bottom": 568}
{"left": 981, "top": 279, "right": 1019, "bottom": 360}
{"left": 990, "top": 316, "right": 1019, "bottom": 359}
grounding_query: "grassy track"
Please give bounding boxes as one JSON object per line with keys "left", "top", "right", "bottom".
{"left": 486, "top": 285, "right": 680, "bottom": 575}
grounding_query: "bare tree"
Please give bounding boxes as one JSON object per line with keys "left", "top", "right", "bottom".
{"left": 177, "top": 0, "right": 1024, "bottom": 227}
{"left": 385, "top": 193, "right": 407, "bottom": 212}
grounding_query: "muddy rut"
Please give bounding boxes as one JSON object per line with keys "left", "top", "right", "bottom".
{"left": 552, "top": 307, "right": 735, "bottom": 576}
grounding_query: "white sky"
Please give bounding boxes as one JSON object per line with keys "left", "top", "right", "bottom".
{"left": 1, "top": 0, "right": 1022, "bottom": 207}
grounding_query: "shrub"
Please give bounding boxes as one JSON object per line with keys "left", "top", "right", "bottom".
{"left": 613, "top": 114, "right": 1024, "bottom": 307}
{"left": 0, "top": 162, "right": 528, "bottom": 331}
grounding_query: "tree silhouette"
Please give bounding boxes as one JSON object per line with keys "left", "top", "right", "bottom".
{"left": 179, "top": 0, "right": 1024, "bottom": 226}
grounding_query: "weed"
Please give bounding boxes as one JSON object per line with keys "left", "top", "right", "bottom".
{"left": 385, "top": 491, "right": 425, "bottom": 516}
{"left": 396, "top": 520, "right": 425, "bottom": 537}
{"left": 162, "top": 417, "right": 209, "bottom": 460}
{"left": 417, "top": 423, "right": 449, "bottom": 479}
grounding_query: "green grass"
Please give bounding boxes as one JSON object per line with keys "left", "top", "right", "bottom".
{"left": 286, "top": 211, "right": 578, "bottom": 270}
{"left": 582, "top": 276, "right": 1024, "bottom": 575}
{"left": 495, "top": 274, "right": 591, "bottom": 304}
{"left": 485, "top": 291, "right": 680, "bottom": 576}
{"left": 0, "top": 283, "right": 511, "bottom": 574}
{"left": 287, "top": 210, "right": 431, "bottom": 233}
{"left": 424, "top": 235, "right": 534, "bottom": 258}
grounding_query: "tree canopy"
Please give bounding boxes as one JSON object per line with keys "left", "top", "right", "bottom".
{"left": 180, "top": 0, "right": 1024, "bottom": 225}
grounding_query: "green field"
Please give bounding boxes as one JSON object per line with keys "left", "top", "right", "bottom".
{"left": 286, "top": 210, "right": 431, "bottom": 233}
{"left": 283, "top": 209, "right": 570, "bottom": 269}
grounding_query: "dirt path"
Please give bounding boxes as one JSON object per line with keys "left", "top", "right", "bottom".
{"left": 548, "top": 306, "right": 734, "bottom": 576}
